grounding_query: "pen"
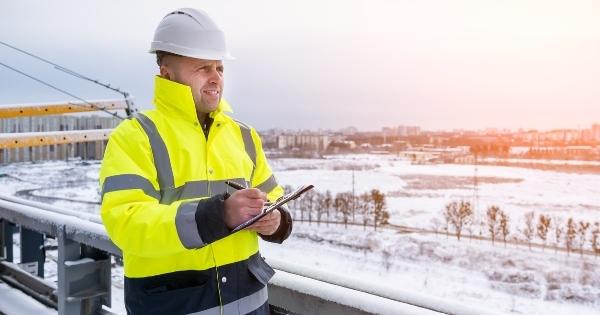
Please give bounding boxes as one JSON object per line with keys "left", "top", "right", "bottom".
{"left": 225, "top": 180, "right": 246, "bottom": 190}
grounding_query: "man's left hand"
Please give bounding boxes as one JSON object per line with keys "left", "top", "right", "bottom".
{"left": 247, "top": 209, "right": 281, "bottom": 235}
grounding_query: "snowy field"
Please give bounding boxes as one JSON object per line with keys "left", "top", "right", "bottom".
{"left": 1, "top": 156, "right": 599, "bottom": 314}
{"left": 271, "top": 155, "right": 600, "bottom": 233}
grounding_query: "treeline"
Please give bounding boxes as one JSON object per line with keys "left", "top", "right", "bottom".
{"left": 434, "top": 200, "right": 600, "bottom": 257}
{"left": 283, "top": 185, "right": 390, "bottom": 230}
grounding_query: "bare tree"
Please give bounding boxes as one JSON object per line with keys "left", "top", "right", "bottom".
{"left": 566, "top": 218, "right": 576, "bottom": 256}
{"left": 553, "top": 216, "right": 564, "bottom": 255}
{"left": 578, "top": 221, "right": 590, "bottom": 257}
{"left": 521, "top": 211, "right": 535, "bottom": 251}
{"left": 486, "top": 205, "right": 500, "bottom": 245}
{"left": 446, "top": 200, "right": 473, "bottom": 241}
{"left": 592, "top": 222, "right": 600, "bottom": 259}
{"left": 333, "top": 193, "right": 343, "bottom": 225}
{"left": 499, "top": 210, "right": 510, "bottom": 248}
{"left": 335, "top": 192, "right": 352, "bottom": 228}
{"left": 360, "top": 192, "right": 373, "bottom": 230}
{"left": 371, "top": 189, "right": 388, "bottom": 230}
{"left": 324, "top": 190, "right": 332, "bottom": 226}
{"left": 314, "top": 192, "right": 325, "bottom": 226}
{"left": 537, "top": 214, "right": 551, "bottom": 252}
{"left": 444, "top": 202, "right": 457, "bottom": 239}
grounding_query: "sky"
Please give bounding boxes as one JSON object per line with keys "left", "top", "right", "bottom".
{"left": 1, "top": 0, "right": 599, "bottom": 131}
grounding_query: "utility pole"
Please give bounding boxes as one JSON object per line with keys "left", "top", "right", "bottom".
{"left": 352, "top": 169, "right": 356, "bottom": 223}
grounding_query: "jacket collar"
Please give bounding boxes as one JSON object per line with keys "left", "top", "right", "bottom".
{"left": 153, "top": 75, "right": 233, "bottom": 124}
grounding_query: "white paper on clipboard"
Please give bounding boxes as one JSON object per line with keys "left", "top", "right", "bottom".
{"left": 232, "top": 184, "right": 314, "bottom": 232}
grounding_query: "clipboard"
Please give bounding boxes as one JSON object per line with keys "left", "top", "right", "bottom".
{"left": 232, "top": 184, "right": 314, "bottom": 233}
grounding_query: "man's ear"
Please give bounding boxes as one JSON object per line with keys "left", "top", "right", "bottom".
{"left": 159, "top": 65, "right": 171, "bottom": 80}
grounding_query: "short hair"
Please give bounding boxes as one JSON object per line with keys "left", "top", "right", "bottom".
{"left": 155, "top": 51, "right": 180, "bottom": 66}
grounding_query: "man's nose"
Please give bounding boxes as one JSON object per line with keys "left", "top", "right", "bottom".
{"left": 207, "top": 68, "right": 223, "bottom": 84}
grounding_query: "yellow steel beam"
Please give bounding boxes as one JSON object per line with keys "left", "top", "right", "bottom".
{"left": 0, "top": 100, "right": 127, "bottom": 118}
{"left": 0, "top": 129, "right": 112, "bottom": 149}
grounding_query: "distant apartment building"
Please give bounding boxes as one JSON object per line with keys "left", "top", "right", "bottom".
{"left": 0, "top": 115, "right": 120, "bottom": 164}
{"left": 399, "top": 146, "right": 469, "bottom": 164}
{"left": 399, "top": 125, "right": 421, "bottom": 136}
{"left": 276, "top": 133, "right": 333, "bottom": 152}
{"left": 516, "top": 129, "right": 587, "bottom": 144}
{"left": 527, "top": 145, "right": 598, "bottom": 159}
{"left": 382, "top": 125, "right": 421, "bottom": 137}
{"left": 544, "top": 129, "right": 583, "bottom": 142}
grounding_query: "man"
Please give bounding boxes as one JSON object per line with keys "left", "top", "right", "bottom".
{"left": 99, "top": 8, "right": 292, "bottom": 315}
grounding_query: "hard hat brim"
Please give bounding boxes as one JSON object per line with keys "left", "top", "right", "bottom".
{"left": 149, "top": 42, "right": 234, "bottom": 61}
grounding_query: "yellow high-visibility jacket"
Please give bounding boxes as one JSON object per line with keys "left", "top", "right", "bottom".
{"left": 100, "top": 76, "right": 291, "bottom": 315}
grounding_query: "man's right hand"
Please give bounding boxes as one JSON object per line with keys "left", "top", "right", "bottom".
{"left": 223, "top": 188, "right": 267, "bottom": 229}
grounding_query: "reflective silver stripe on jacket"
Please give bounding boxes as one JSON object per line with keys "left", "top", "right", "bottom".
{"left": 190, "top": 286, "right": 268, "bottom": 315}
{"left": 175, "top": 201, "right": 204, "bottom": 249}
{"left": 255, "top": 174, "right": 278, "bottom": 194}
{"left": 135, "top": 113, "right": 175, "bottom": 190}
{"left": 161, "top": 178, "right": 248, "bottom": 204}
{"left": 101, "top": 176, "right": 250, "bottom": 204}
{"left": 234, "top": 119, "right": 257, "bottom": 181}
{"left": 101, "top": 174, "right": 161, "bottom": 201}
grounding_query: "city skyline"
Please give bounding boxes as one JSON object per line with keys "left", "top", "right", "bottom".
{"left": 266, "top": 122, "right": 600, "bottom": 135}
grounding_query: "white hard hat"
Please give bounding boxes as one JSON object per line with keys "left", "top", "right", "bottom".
{"left": 149, "top": 8, "right": 234, "bottom": 60}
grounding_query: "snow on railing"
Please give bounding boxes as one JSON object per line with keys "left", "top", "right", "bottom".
{"left": 268, "top": 258, "right": 505, "bottom": 315}
{"left": 0, "top": 195, "right": 101, "bottom": 224}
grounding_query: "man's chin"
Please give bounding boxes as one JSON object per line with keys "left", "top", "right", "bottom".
{"left": 195, "top": 105, "right": 219, "bottom": 114}
{"left": 204, "top": 98, "right": 221, "bottom": 111}
{"left": 207, "top": 104, "right": 220, "bottom": 112}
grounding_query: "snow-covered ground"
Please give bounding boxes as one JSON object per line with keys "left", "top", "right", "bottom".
{"left": 272, "top": 155, "right": 600, "bottom": 233}
{"left": 1, "top": 156, "right": 599, "bottom": 314}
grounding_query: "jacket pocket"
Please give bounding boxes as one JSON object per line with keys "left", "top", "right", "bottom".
{"left": 126, "top": 271, "right": 216, "bottom": 315}
{"left": 247, "top": 254, "right": 275, "bottom": 285}
{"left": 144, "top": 282, "right": 205, "bottom": 296}
{"left": 143, "top": 275, "right": 208, "bottom": 296}
{"left": 138, "top": 279, "right": 210, "bottom": 315}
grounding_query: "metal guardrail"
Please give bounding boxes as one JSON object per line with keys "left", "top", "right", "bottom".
{"left": 0, "top": 100, "right": 127, "bottom": 119}
{"left": 0, "top": 195, "right": 502, "bottom": 315}
{"left": 0, "top": 129, "right": 113, "bottom": 149}
{"left": 0, "top": 198, "right": 116, "bottom": 314}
